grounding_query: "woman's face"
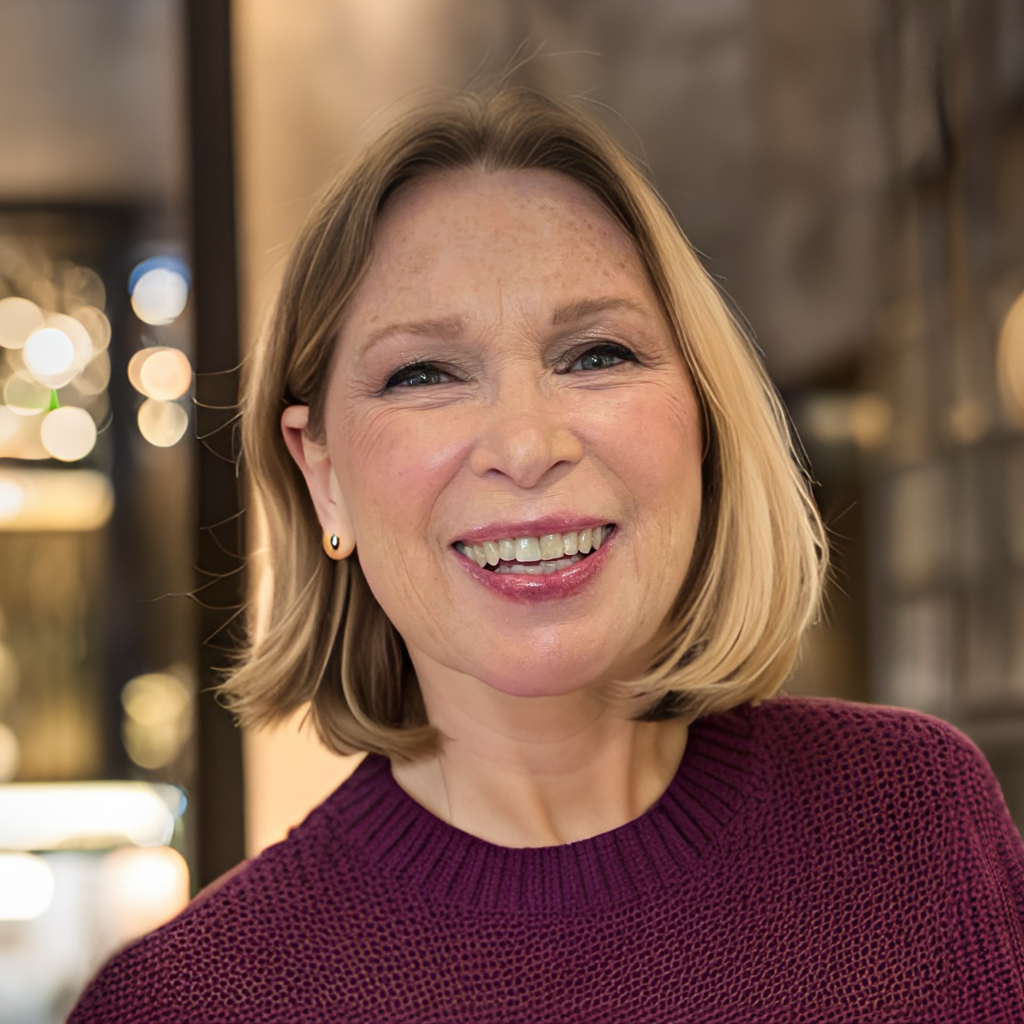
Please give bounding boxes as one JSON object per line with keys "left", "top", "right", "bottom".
{"left": 290, "top": 168, "right": 704, "bottom": 699}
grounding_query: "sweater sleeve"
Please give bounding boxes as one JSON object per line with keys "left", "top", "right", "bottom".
{"left": 66, "top": 932, "right": 182, "bottom": 1024}
{"left": 940, "top": 722, "right": 1024, "bottom": 1012}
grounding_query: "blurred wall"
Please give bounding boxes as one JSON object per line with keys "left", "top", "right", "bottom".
{"left": 0, "top": 0, "right": 185, "bottom": 204}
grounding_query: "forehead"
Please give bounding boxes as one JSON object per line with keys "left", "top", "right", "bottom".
{"left": 348, "top": 168, "right": 651, "bottom": 322}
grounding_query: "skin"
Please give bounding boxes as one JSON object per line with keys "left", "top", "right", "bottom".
{"left": 282, "top": 168, "right": 704, "bottom": 848}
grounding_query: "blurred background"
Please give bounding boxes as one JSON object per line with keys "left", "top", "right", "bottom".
{"left": 1, "top": 1, "right": 1023, "bottom": 1020}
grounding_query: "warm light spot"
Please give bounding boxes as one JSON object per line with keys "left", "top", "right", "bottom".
{"left": 0, "top": 781, "right": 183, "bottom": 850}
{"left": 122, "top": 672, "right": 193, "bottom": 769}
{"left": 0, "top": 297, "right": 45, "bottom": 350}
{"left": 128, "top": 347, "right": 155, "bottom": 394}
{"left": 0, "top": 478, "right": 25, "bottom": 519}
{"left": 72, "top": 305, "right": 112, "bottom": 353}
{"left": 0, "top": 409, "right": 47, "bottom": 460}
{"left": 799, "top": 391, "right": 892, "bottom": 449}
{"left": 100, "top": 846, "right": 190, "bottom": 941}
{"left": 138, "top": 398, "right": 188, "bottom": 447}
{"left": 44, "top": 312, "right": 95, "bottom": 385}
{"left": 140, "top": 348, "right": 192, "bottom": 401}
{"left": 3, "top": 375, "right": 51, "bottom": 416}
{"left": 0, "top": 468, "right": 114, "bottom": 530}
{"left": 75, "top": 350, "right": 112, "bottom": 396}
{"left": 130, "top": 260, "right": 190, "bottom": 326}
{"left": 0, "top": 404, "right": 20, "bottom": 441}
{"left": 24, "top": 328, "right": 74, "bottom": 377}
{"left": 128, "top": 347, "right": 180, "bottom": 396}
{"left": 40, "top": 406, "right": 97, "bottom": 462}
{"left": 0, "top": 853, "right": 55, "bottom": 921}
{"left": 849, "top": 393, "right": 893, "bottom": 448}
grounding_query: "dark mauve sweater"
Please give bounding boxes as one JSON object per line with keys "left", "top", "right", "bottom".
{"left": 69, "top": 697, "right": 1024, "bottom": 1023}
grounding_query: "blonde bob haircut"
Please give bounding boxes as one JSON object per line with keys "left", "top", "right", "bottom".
{"left": 223, "top": 86, "right": 828, "bottom": 761}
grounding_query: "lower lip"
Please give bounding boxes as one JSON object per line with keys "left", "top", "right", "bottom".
{"left": 452, "top": 529, "right": 616, "bottom": 603}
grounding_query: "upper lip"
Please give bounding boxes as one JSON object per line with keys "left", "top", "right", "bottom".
{"left": 451, "top": 516, "right": 616, "bottom": 546}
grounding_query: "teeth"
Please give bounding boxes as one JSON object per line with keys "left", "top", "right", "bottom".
{"left": 538, "top": 533, "right": 563, "bottom": 560}
{"left": 516, "top": 536, "right": 542, "bottom": 562}
{"left": 455, "top": 526, "right": 613, "bottom": 567}
{"left": 496, "top": 554, "right": 584, "bottom": 574}
{"left": 482, "top": 540, "right": 501, "bottom": 566}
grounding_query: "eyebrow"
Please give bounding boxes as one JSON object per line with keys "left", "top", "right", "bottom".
{"left": 356, "top": 296, "right": 651, "bottom": 359}
{"left": 550, "top": 296, "right": 652, "bottom": 326}
{"left": 357, "top": 314, "right": 467, "bottom": 359}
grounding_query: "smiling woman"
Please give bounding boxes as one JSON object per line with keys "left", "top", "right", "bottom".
{"left": 68, "top": 88, "right": 1024, "bottom": 1023}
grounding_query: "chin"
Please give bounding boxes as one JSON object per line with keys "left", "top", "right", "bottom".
{"left": 470, "top": 652, "right": 623, "bottom": 700}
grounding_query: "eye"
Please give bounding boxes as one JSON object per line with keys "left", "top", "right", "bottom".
{"left": 564, "top": 342, "right": 638, "bottom": 373}
{"left": 384, "top": 361, "right": 455, "bottom": 389}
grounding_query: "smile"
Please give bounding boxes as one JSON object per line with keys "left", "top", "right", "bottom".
{"left": 453, "top": 525, "right": 614, "bottom": 574}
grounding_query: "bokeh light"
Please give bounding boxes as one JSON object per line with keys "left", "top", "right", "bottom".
{"left": 40, "top": 406, "right": 97, "bottom": 462}
{"left": 128, "top": 347, "right": 187, "bottom": 396}
{"left": 0, "top": 782, "right": 179, "bottom": 850}
{"left": 0, "top": 468, "right": 114, "bottom": 529}
{"left": 63, "top": 265, "right": 107, "bottom": 312}
{"left": 23, "top": 314, "right": 93, "bottom": 390}
{"left": 0, "top": 405, "right": 22, "bottom": 442}
{"left": 0, "top": 297, "right": 45, "bottom": 349}
{"left": 74, "top": 350, "right": 112, "bottom": 396}
{"left": 3, "top": 375, "right": 51, "bottom": 416}
{"left": 45, "top": 312, "right": 94, "bottom": 376}
{"left": 129, "top": 257, "right": 190, "bottom": 326}
{"left": 0, "top": 411, "right": 47, "bottom": 460}
{"left": 0, "top": 853, "right": 55, "bottom": 921}
{"left": 72, "top": 304, "right": 112, "bottom": 353}
{"left": 121, "top": 672, "right": 193, "bottom": 770}
{"left": 24, "top": 328, "right": 74, "bottom": 378}
{"left": 137, "top": 398, "right": 188, "bottom": 447}
{"left": 139, "top": 348, "right": 192, "bottom": 401}
{"left": 0, "top": 477, "right": 26, "bottom": 520}
{"left": 100, "top": 846, "right": 190, "bottom": 941}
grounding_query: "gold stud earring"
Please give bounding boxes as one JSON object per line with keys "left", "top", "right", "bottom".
{"left": 323, "top": 532, "right": 347, "bottom": 560}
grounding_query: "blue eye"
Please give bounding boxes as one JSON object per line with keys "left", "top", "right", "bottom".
{"left": 385, "top": 362, "right": 453, "bottom": 388}
{"left": 566, "top": 343, "right": 636, "bottom": 372}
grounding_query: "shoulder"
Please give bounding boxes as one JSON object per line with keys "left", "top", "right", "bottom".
{"left": 68, "top": 757, "right": 387, "bottom": 1022}
{"left": 749, "top": 693, "right": 979, "bottom": 768}
{"left": 741, "top": 694, "right": 999, "bottom": 812}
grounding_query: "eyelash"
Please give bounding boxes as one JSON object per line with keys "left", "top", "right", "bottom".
{"left": 383, "top": 342, "right": 638, "bottom": 390}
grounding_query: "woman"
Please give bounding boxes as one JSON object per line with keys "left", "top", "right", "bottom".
{"left": 71, "top": 87, "right": 1024, "bottom": 1022}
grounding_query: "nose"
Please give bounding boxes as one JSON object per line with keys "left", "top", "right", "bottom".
{"left": 467, "top": 371, "right": 584, "bottom": 489}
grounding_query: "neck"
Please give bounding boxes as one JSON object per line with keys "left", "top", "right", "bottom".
{"left": 390, "top": 665, "right": 689, "bottom": 848}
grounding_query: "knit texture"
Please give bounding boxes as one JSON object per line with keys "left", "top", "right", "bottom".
{"left": 69, "top": 696, "right": 1024, "bottom": 1022}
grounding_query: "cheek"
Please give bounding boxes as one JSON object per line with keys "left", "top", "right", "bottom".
{"left": 589, "top": 384, "right": 702, "bottom": 516}
{"left": 330, "top": 403, "right": 470, "bottom": 540}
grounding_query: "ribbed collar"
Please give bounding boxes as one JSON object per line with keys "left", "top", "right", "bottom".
{"left": 321, "top": 703, "right": 760, "bottom": 913}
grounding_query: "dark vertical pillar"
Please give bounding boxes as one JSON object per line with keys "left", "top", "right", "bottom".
{"left": 184, "top": 0, "right": 247, "bottom": 886}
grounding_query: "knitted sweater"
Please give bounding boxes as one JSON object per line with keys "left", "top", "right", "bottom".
{"left": 69, "top": 696, "right": 1024, "bottom": 1023}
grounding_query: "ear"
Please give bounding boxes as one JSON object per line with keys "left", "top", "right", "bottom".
{"left": 280, "top": 405, "right": 355, "bottom": 555}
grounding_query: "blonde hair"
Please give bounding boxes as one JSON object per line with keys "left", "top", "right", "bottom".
{"left": 222, "top": 87, "right": 828, "bottom": 760}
